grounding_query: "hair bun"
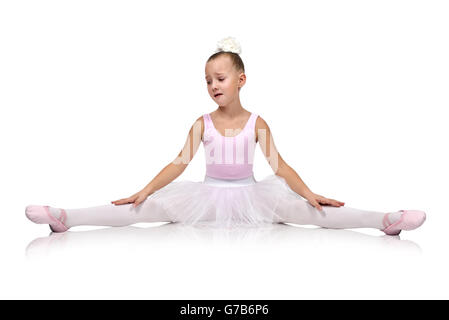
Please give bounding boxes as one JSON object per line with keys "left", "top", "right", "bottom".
{"left": 215, "top": 36, "right": 242, "bottom": 55}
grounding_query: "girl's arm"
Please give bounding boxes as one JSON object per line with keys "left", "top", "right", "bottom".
{"left": 112, "top": 116, "right": 203, "bottom": 206}
{"left": 256, "top": 116, "right": 313, "bottom": 197}
{"left": 256, "top": 116, "right": 344, "bottom": 210}
{"left": 142, "top": 116, "right": 203, "bottom": 195}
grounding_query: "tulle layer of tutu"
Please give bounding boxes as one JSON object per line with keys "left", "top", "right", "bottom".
{"left": 147, "top": 174, "right": 304, "bottom": 228}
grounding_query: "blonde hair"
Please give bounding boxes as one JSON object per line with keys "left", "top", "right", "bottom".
{"left": 206, "top": 51, "right": 245, "bottom": 74}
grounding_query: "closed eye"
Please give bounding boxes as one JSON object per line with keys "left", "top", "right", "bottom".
{"left": 206, "top": 78, "right": 225, "bottom": 85}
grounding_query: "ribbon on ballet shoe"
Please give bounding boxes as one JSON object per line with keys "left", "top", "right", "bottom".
{"left": 382, "top": 211, "right": 402, "bottom": 236}
{"left": 44, "top": 206, "right": 69, "bottom": 233}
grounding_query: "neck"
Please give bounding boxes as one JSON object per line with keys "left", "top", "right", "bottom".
{"left": 216, "top": 96, "right": 246, "bottom": 119}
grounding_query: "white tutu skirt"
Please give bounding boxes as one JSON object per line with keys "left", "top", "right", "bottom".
{"left": 147, "top": 174, "right": 305, "bottom": 228}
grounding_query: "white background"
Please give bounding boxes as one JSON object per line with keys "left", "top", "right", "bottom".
{"left": 1, "top": 0, "right": 448, "bottom": 299}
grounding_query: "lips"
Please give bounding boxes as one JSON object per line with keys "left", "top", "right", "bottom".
{"left": 214, "top": 93, "right": 223, "bottom": 97}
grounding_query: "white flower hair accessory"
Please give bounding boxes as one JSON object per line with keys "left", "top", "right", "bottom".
{"left": 215, "top": 37, "right": 242, "bottom": 55}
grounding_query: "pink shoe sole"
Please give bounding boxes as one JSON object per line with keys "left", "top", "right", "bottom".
{"left": 382, "top": 210, "right": 426, "bottom": 236}
{"left": 25, "top": 205, "right": 69, "bottom": 233}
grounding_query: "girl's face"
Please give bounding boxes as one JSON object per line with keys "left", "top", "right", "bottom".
{"left": 205, "top": 55, "right": 245, "bottom": 106}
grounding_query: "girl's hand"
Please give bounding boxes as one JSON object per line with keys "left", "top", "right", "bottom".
{"left": 111, "top": 189, "right": 151, "bottom": 208}
{"left": 303, "top": 192, "right": 345, "bottom": 211}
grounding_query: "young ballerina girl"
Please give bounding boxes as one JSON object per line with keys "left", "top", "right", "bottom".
{"left": 25, "top": 37, "right": 426, "bottom": 235}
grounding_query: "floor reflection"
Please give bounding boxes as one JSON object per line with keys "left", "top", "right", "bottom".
{"left": 25, "top": 222, "right": 422, "bottom": 259}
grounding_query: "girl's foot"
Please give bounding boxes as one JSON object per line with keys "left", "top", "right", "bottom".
{"left": 381, "top": 210, "right": 426, "bottom": 235}
{"left": 25, "top": 205, "right": 69, "bottom": 232}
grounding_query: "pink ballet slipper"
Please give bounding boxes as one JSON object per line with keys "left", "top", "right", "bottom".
{"left": 25, "top": 205, "right": 69, "bottom": 233}
{"left": 382, "top": 210, "right": 426, "bottom": 236}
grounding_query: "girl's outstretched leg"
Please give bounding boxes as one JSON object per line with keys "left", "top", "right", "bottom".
{"left": 26, "top": 198, "right": 172, "bottom": 231}
{"left": 276, "top": 197, "right": 402, "bottom": 230}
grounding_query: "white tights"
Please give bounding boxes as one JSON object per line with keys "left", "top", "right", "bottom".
{"left": 62, "top": 200, "right": 388, "bottom": 230}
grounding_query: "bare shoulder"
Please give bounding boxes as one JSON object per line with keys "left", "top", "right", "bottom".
{"left": 194, "top": 115, "right": 205, "bottom": 141}
{"left": 195, "top": 115, "right": 204, "bottom": 124}
{"left": 255, "top": 115, "right": 271, "bottom": 142}
{"left": 255, "top": 115, "right": 270, "bottom": 129}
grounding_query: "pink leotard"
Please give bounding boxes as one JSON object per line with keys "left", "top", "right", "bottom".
{"left": 202, "top": 112, "right": 259, "bottom": 180}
